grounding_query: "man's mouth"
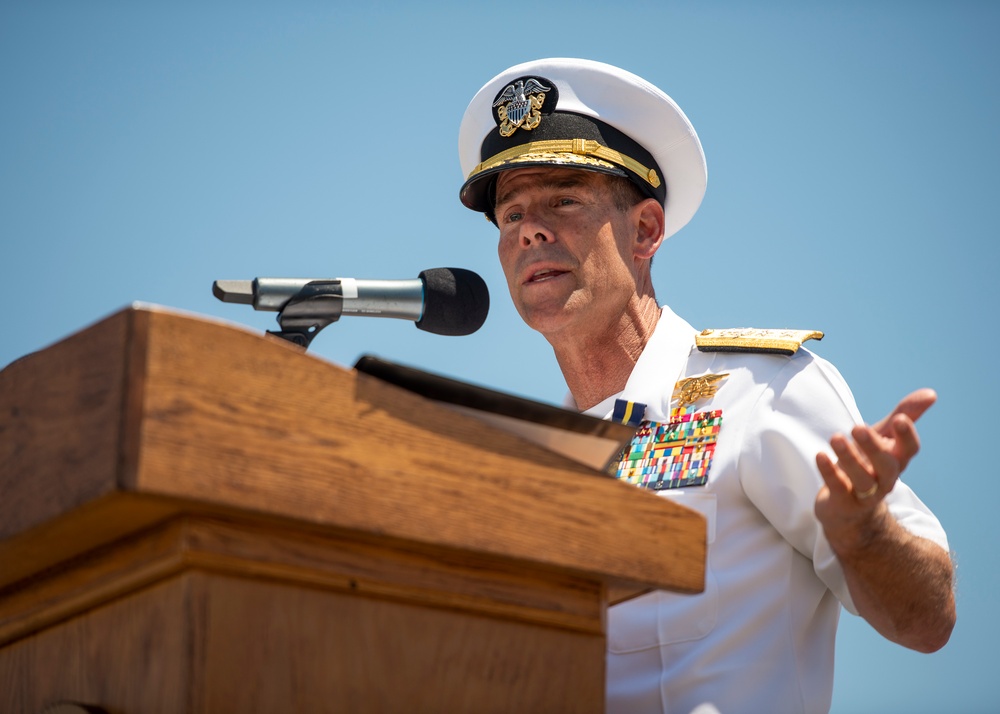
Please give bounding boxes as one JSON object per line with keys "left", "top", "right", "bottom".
{"left": 526, "top": 268, "right": 567, "bottom": 283}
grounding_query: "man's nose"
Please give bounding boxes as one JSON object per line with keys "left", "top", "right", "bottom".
{"left": 518, "top": 212, "right": 555, "bottom": 248}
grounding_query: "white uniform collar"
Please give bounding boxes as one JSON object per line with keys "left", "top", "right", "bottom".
{"left": 580, "top": 305, "right": 698, "bottom": 422}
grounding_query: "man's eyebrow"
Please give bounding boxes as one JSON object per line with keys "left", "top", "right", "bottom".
{"left": 495, "top": 175, "right": 593, "bottom": 209}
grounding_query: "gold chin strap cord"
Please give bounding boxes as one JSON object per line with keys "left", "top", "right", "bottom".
{"left": 469, "top": 139, "right": 662, "bottom": 189}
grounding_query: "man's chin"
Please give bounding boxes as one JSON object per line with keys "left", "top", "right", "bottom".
{"left": 518, "top": 304, "right": 579, "bottom": 339}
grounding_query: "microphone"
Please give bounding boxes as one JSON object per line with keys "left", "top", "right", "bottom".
{"left": 213, "top": 267, "right": 490, "bottom": 337}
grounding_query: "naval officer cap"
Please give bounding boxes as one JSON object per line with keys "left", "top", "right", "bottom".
{"left": 459, "top": 58, "right": 707, "bottom": 240}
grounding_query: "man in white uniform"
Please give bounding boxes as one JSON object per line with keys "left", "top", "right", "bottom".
{"left": 457, "top": 58, "right": 956, "bottom": 713}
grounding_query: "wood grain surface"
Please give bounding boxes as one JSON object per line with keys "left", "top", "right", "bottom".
{"left": 0, "top": 306, "right": 708, "bottom": 713}
{"left": 0, "top": 306, "right": 705, "bottom": 599}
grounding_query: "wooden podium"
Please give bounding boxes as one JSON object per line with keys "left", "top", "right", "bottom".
{"left": 0, "top": 306, "right": 705, "bottom": 713}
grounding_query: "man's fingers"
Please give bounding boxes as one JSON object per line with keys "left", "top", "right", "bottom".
{"left": 831, "top": 430, "right": 892, "bottom": 503}
{"left": 888, "top": 414, "right": 921, "bottom": 471}
{"left": 816, "top": 391, "right": 932, "bottom": 513}
{"left": 873, "top": 388, "right": 937, "bottom": 435}
{"left": 832, "top": 431, "right": 872, "bottom": 473}
{"left": 815, "top": 451, "right": 842, "bottom": 489}
{"left": 852, "top": 425, "right": 900, "bottom": 485}
{"left": 816, "top": 451, "right": 855, "bottom": 502}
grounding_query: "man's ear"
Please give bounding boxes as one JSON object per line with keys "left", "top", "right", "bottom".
{"left": 632, "top": 198, "right": 666, "bottom": 260}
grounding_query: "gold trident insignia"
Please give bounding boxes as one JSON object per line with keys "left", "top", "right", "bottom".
{"left": 673, "top": 373, "right": 730, "bottom": 407}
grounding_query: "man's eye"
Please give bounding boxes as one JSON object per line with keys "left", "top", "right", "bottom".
{"left": 557, "top": 197, "right": 576, "bottom": 206}
{"left": 505, "top": 211, "right": 523, "bottom": 223}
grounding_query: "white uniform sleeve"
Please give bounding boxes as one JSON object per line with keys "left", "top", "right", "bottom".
{"left": 737, "top": 350, "right": 949, "bottom": 615}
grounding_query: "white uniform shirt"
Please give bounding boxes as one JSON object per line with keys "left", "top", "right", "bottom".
{"left": 584, "top": 306, "right": 949, "bottom": 714}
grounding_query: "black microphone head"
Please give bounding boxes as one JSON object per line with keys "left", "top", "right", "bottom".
{"left": 416, "top": 268, "right": 490, "bottom": 336}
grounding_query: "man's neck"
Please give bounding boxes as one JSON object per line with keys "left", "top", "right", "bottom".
{"left": 551, "top": 296, "right": 661, "bottom": 411}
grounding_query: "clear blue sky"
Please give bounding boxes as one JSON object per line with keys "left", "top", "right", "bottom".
{"left": 2, "top": 2, "right": 997, "bottom": 711}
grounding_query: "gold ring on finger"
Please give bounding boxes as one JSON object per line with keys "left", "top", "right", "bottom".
{"left": 856, "top": 482, "right": 878, "bottom": 500}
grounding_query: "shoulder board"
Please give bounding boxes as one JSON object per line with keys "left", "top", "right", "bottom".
{"left": 696, "top": 328, "right": 824, "bottom": 356}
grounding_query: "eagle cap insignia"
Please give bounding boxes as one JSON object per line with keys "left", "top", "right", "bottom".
{"left": 673, "top": 373, "right": 729, "bottom": 407}
{"left": 492, "top": 75, "right": 555, "bottom": 138}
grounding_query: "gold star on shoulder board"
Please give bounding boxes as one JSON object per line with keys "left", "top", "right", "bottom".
{"left": 673, "top": 373, "right": 730, "bottom": 407}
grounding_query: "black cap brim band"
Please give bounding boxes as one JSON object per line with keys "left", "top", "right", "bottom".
{"left": 460, "top": 111, "right": 666, "bottom": 215}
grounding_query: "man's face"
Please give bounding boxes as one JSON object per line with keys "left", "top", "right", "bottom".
{"left": 493, "top": 166, "right": 646, "bottom": 341}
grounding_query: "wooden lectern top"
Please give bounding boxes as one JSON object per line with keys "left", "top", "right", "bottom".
{"left": 0, "top": 305, "right": 705, "bottom": 603}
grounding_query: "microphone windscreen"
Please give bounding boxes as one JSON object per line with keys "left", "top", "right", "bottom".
{"left": 416, "top": 268, "right": 490, "bottom": 336}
